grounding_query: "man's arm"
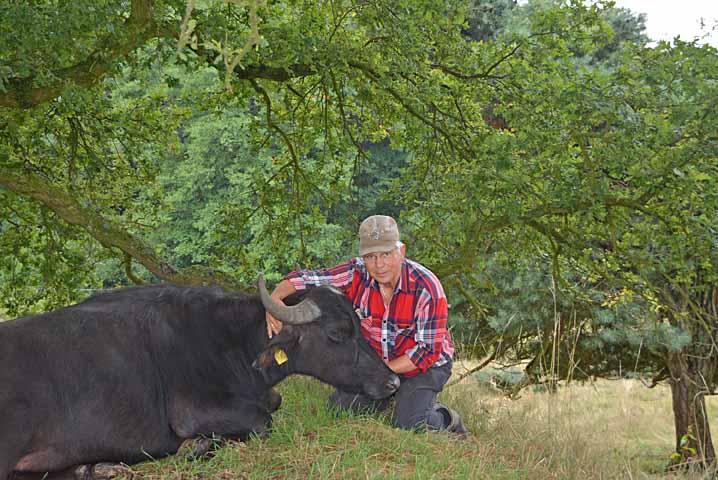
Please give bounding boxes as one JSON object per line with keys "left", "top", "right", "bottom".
{"left": 265, "top": 261, "right": 358, "bottom": 337}
{"left": 265, "top": 279, "right": 297, "bottom": 338}
{"left": 404, "top": 288, "right": 449, "bottom": 372}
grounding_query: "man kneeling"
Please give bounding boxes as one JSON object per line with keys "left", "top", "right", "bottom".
{"left": 266, "top": 215, "right": 468, "bottom": 436}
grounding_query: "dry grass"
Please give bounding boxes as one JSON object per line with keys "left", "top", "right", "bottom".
{"left": 443, "top": 360, "right": 718, "bottom": 479}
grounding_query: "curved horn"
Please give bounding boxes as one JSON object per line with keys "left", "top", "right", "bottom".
{"left": 257, "top": 273, "right": 321, "bottom": 325}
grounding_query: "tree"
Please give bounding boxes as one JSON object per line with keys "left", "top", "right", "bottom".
{"left": 405, "top": 15, "right": 718, "bottom": 466}
{"left": 2, "top": 0, "right": 532, "bottom": 305}
{"left": 1, "top": 0, "right": 716, "bottom": 467}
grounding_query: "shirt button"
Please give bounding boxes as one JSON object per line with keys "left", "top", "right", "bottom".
{"left": 382, "top": 338, "right": 386, "bottom": 342}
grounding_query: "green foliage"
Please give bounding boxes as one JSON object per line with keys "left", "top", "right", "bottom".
{"left": 0, "top": 73, "right": 183, "bottom": 311}
{"left": 0, "top": 192, "right": 106, "bottom": 315}
{"left": 0, "top": 1, "right": 125, "bottom": 84}
{"left": 2, "top": 0, "right": 714, "bottom": 370}
{"left": 462, "top": 0, "right": 519, "bottom": 42}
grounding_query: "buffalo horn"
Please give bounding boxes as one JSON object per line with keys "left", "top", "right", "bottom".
{"left": 257, "top": 273, "right": 321, "bottom": 325}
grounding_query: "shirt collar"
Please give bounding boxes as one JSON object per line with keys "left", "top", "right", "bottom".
{"left": 397, "top": 260, "right": 409, "bottom": 293}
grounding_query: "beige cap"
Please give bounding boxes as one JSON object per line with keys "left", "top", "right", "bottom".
{"left": 358, "top": 215, "right": 400, "bottom": 256}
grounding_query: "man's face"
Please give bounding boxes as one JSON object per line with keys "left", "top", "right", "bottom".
{"left": 362, "top": 244, "right": 406, "bottom": 286}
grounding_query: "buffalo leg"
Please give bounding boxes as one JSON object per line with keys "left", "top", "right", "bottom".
{"left": 11, "top": 467, "right": 80, "bottom": 480}
{"left": 265, "top": 388, "right": 282, "bottom": 413}
{"left": 1, "top": 462, "right": 11, "bottom": 480}
{"left": 178, "top": 437, "right": 218, "bottom": 460}
{"left": 11, "top": 463, "right": 133, "bottom": 480}
{"left": 1, "top": 424, "right": 29, "bottom": 480}
{"left": 11, "top": 467, "right": 79, "bottom": 480}
{"left": 85, "top": 463, "right": 133, "bottom": 479}
{"left": 177, "top": 425, "right": 272, "bottom": 462}
{"left": 169, "top": 396, "right": 273, "bottom": 442}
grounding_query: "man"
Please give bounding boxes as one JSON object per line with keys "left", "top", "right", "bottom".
{"left": 266, "top": 215, "right": 468, "bottom": 436}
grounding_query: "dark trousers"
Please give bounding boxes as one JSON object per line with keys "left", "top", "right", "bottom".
{"left": 328, "top": 361, "right": 452, "bottom": 430}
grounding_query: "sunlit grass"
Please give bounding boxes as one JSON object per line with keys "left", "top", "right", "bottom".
{"left": 444, "top": 361, "right": 718, "bottom": 479}
{"left": 132, "top": 363, "right": 718, "bottom": 479}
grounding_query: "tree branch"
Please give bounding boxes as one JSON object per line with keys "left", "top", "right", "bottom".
{"left": 123, "top": 252, "right": 145, "bottom": 285}
{"left": 347, "top": 60, "right": 471, "bottom": 158}
{"left": 232, "top": 64, "right": 316, "bottom": 81}
{"left": 0, "top": 168, "right": 240, "bottom": 289}
{"left": 445, "top": 347, "right": 497, "bottom": 389}
{"left": 430, "top": 43, "right": 521, "bottom": 81}
{"left": 0, "top": 0, "right": 160, "bottom": 109}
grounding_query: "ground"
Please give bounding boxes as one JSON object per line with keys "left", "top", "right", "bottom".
{"left": 128, "top": 361, "right": 718, "bottom": 479}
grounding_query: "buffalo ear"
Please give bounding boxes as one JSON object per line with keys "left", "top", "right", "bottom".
{"left": 253, "top": 327, "right": 299, "bottom": 371}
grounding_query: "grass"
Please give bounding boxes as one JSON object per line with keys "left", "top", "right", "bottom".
{"left": 132, "top": 363, "right": 718, "bottom": 480}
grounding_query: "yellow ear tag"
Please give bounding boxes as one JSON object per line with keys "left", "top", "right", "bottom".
{"left": 274, "top": 348, "right": 288, "bottom": 365}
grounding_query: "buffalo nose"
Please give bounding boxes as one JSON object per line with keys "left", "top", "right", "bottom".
{"left": 387, "top": 375, "right": 400, "bottom": 393}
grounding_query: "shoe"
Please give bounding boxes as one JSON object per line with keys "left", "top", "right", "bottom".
{"left": 434, "top": 402, "right": 470, "bottom": 438}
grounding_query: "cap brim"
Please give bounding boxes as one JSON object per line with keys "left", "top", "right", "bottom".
{"left": 359, "top": 242, "right": 397, "bottom": 256}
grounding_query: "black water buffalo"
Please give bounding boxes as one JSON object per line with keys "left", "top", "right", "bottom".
{"left": 0, "top": 275, "right": 399, "bottom": 479}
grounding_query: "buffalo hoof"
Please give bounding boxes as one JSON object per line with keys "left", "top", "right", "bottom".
{"left": 74, "top": 464, "right": 134, "bottom": 480}
{"left": 92, "top": 464, "right": 134, "bottom": 480}
{"left": 73, "top": 464, "right": 92, "bottom": 480}
{"left": 178, "top": 437, "right": 218, "bottom": 461}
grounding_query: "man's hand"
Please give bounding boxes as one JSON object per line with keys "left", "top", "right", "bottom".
{"left": 266, "top": 308, "right": 283, "bottom": 338}
{"left": 385, "top": 354, "right": 418, "bottom": 374}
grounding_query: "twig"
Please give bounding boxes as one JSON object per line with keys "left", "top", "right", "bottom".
{"left": 445, "top": 348, "right": 496, "bottom": 389}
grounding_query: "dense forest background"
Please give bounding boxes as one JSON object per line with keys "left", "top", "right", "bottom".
{"left": 1, "top": 0, "right": 716, "bottom": 468}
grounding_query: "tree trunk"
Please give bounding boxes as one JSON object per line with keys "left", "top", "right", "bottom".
{"left": 667, "top": 352, "right": 716, "bottom": 469}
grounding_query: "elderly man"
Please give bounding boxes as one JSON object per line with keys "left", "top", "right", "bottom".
{"left": 266, "top": 215, "right": 468, "bottom": 436}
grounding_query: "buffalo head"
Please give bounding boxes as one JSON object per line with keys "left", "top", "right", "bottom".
{"left": 254, "top": 275, "right": 400, "bottom": 399}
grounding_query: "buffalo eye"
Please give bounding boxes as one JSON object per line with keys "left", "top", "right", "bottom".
{"left": 326, "top": 325, "right": 352, "bottom": 343}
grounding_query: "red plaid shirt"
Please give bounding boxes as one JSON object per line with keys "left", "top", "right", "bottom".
{"left": 285, "top": 258, "right": 453, "bottom": 377}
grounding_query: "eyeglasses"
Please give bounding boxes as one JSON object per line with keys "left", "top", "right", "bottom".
{"left": 362, "top": 250, "right": 395, "bottom": 264}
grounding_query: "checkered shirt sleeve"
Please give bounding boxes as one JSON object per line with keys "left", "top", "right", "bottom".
{"left": 283, "top": 259, "right": 356, "bottom": 291}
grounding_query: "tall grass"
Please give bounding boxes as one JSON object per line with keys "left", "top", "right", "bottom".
{"left": 134, "top": 366, "right": 718, "bottom": 479}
